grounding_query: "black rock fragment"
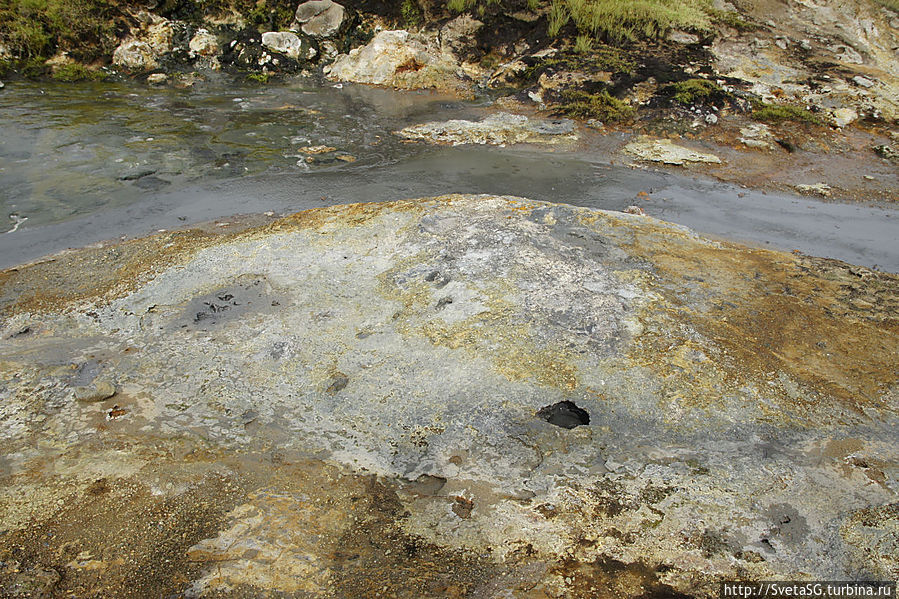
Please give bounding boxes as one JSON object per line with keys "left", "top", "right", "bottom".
{"left": 536, "top": 400, "right": 590, "bottom": 429}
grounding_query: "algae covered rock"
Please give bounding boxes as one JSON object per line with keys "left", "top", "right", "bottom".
{"left": 0, "top": 196, "right": 897, "bottom": 597}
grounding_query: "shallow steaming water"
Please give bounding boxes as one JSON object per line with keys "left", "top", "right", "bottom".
{"left": 1, "top": 75, "right": 897, "bottom": 271}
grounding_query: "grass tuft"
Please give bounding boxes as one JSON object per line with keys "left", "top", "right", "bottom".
{"left": 667, "top": 78, "right": 723, "bottom": 104}
{"left": 708, "top": 8, "right": 757, "bottom": 30}
{"left": 246, "top": 71, "right": 271, "bottom": 83}
{"left": 557, "top": 88, "right": 634, "bottom": 121}
{"left": 0, "top": 0, "right": 120, "bottom": 62}
{"left": 401, "top": 0, "right": 423, "bottom": 28}
{"left": 573, "top": 33, "right": 592, "bottom": 53}
{"left": 548, "top": 1, "right": 570, "bottom": 36}
{"left": 549, "top": 0, "right": 712, "bottom": 43}
{"left": 447, "top": 0, "right": 501, "bottom": 14}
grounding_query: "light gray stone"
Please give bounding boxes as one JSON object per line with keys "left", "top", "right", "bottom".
{"left": 623, "top": 136, "right": 722, "bottom": 165}
{"left": 113, "top": 40, "right": 159, "bottom": 70}
{"left": 439, "top": 14, "right": 483, "bottom": 55}
{"left": 293, "top": 0, "right": 345, "bottom": 38}
{"left": 189, "top": 28, "right": 219, "bottom": 56}
{"left": 668, "top": 30, "right": 699, "bottom": 44}
{"left": 261, "top": 31, "right": 315, "bottom": 60}
{"left": 395, "top": 112, "right": 577, "bottom": 146}
{"left": 112, "top": 16, "right": 173, "bottom": 71}
{"left": 73, "top": 380, "right": 117, "bottom": 402}
{"left": 326, "top": 29, "right": 473, "bottom": 94}
{"left": 833, "top": 107, "right": 858, "bottom": 127}
{"left": 795, "top": 183, "right": 832, "bottom": 196}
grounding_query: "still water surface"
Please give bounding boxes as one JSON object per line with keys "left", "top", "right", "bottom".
{"left": 1, "top": 75, "right": 896, "bottom": 271}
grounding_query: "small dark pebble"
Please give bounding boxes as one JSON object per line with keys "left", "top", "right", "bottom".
{"left": 8, "top": 326, "right": 31, "bottom": 338}
{"left": 775, "top": 139, "right": 795, "bottom": 153}
{"left": 536, "top": 400, "right": 590, "bottom": 429}
{"left": 425, "top": 270, "right": 451, "bottom": 287}
{"left": 326, "top": 374, "right": 349, "bottom": 394}
{"left": 118, "top": 168, "right": 158, "bottom": 181}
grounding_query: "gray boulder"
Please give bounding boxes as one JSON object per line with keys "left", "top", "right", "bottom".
{"left": 293, "top": 0, "right": 345, "bottom": 38}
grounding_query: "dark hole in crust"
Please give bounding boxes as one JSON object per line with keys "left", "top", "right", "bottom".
{"left": 536, "top": 400, "right": 590, "bottom": 429}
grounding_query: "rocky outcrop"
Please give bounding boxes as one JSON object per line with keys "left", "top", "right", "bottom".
{"left": 106, "top": 9, "right": 326, "bottom": 76}
{"left": 112, "top": 12, "right": 174, "bottom": 71}
{"left": 710, "top": 0, "right": 899, "bottom": 123}
{"left": 396, "top": 112, "right": 577, "bottom": 146}
{"left": 326, "top": 30, "right": 477, "bottom": 95}
{"left": 1, "top": 196, "right": 896, "bottom": 597}
{"left": 220, "top": 27, "right": 317, "bottom": 74}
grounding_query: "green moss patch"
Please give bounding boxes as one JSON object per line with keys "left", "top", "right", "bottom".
{"left": 661, "top": 77, "right": 729, "bottom": 105}
{"left": 51, "top": 61, "right": 107, "bottom": 81}
{"left": 522, "top": 46, "right": 635, "bottom": 82}
{"left": 752, "top": 101, "right": 823, "bottom": 125}
{"left": 245, "top": 0, "right": 298, "bottom": 31}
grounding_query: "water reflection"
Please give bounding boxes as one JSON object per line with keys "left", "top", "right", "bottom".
{"left": 0, "top": 76, "right": 485, "bottom": 230}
